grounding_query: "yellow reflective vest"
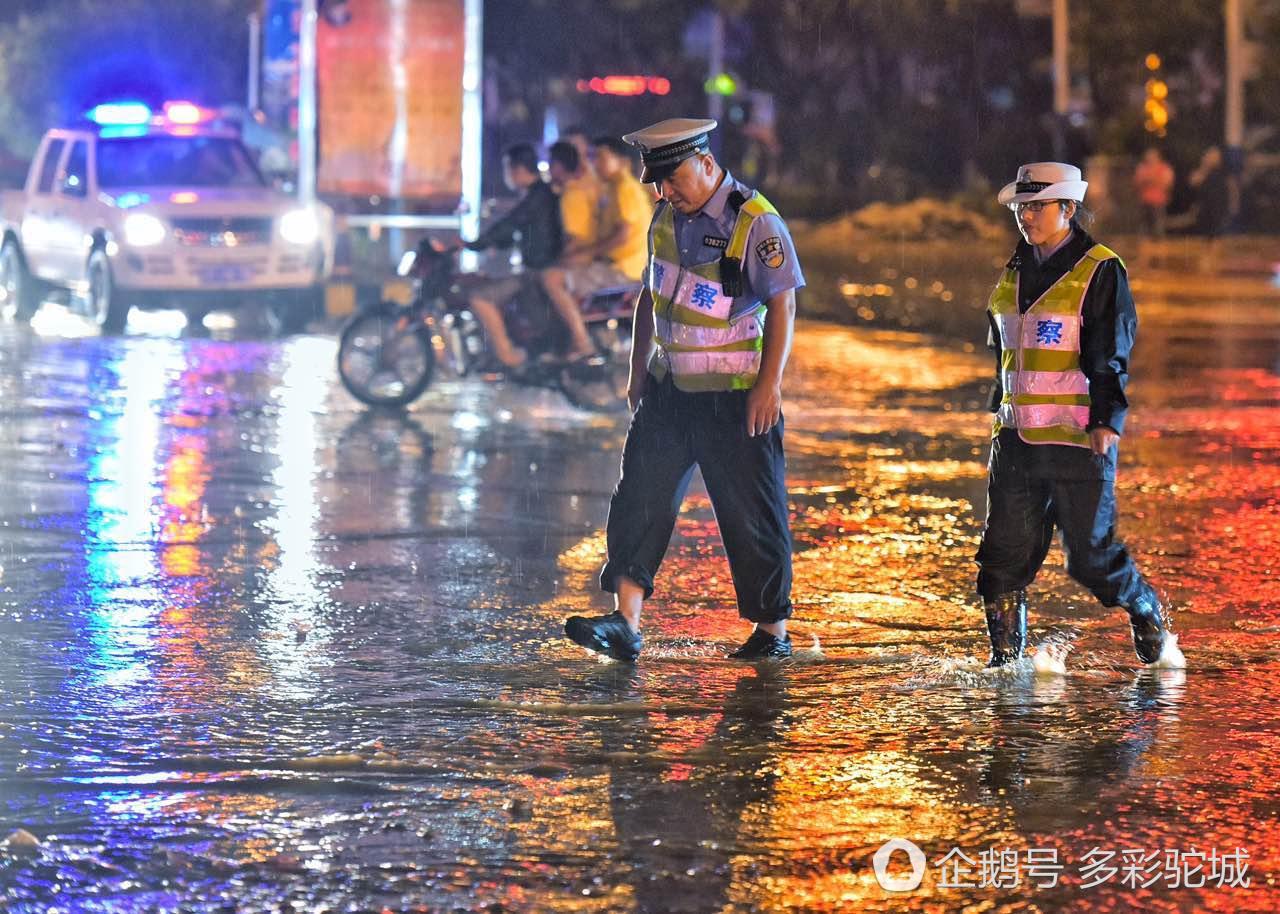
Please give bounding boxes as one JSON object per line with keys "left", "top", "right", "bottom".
{"left": 988, "top": 243, "right": 1121, "bottom": 448}
{"left": 647, "top": 192, "right": 777, "bottom": 392}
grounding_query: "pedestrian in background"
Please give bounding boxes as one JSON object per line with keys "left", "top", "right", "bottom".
{"left": 564, "top": 118, "right": 804, "bottom": 662}
{"left": 1189, "top": 146, "right": 1230, "bottom": 238}
{"left": 975, "top": 162, "right": 1172, "bottom": 668}
{"left": 1133, "top": 148, "right": 1174, "bottom": 237}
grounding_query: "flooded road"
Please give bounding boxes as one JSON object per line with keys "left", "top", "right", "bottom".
{"left": 0, "top": 276, "right": 1277, "bottom": 912}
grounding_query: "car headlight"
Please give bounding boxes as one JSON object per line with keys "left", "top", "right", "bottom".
{"left": 122, "top": 213, "right": 166, "bottom": 247}
{"left": 279, "top": 208, "right": 320, "bottom": 246}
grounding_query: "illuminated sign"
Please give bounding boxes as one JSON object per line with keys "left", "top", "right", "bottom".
{"left": 575, "top": 76, "right": 671, "bottom": 97}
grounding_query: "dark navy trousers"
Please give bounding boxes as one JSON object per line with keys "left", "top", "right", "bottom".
{"left": 975, "top": 435, "right": 1150, "bottom": 608}
{"left": 600, "top": 374, "right": 794, "bottom": 623}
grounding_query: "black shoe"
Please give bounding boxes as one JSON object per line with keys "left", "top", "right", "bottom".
{"left": 728, "top": 629, "right": 793, "bottom": 661}
{"left": 564, "top": 611, "right": 642, "bottom": 661}
{"left": 1125, "top": 593, "right": 1168, "bottom": 664}
{"left": 985, "top": 590, "right": 1028, "bottom": 667}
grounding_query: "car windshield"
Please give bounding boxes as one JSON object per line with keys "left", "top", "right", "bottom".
{"left": 97, "top": 136, "right": 265, "bottom": 188}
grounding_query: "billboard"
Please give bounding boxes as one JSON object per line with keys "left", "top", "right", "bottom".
{"left": 316, "top": 0, "right": 466, "bottom": 199}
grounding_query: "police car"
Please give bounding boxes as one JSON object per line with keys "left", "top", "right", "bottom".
{"left": 0, "top": 100, "right": 334, "bottom": 334}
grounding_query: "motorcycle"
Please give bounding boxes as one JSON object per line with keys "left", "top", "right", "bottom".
{"left": 336, "top": 240, "right": 635, "bottom": 411}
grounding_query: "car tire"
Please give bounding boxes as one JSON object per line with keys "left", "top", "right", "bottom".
{"left": 1, "top": 241, "right": 41, "bottom": 322}
{"left": 86, "top": 248, "right": 129, "bottom": 334}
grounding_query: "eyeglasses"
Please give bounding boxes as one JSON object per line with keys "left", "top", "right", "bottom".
{"left": 1013, "top": 200, "right": 1063, "bottom": 215}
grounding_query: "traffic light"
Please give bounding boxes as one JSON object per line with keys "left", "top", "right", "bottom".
{"left": 1143, "top": 54, "right": 1169, "bottom": 137}
{"left": 704, "top": 72, "right": 738, "bottom": 96}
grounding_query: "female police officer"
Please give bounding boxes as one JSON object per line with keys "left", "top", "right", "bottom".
{"left": 563, "top": 118, "right": 804, "bottom": 662}
{"left": 977, "top": 162, "right": 1172, "bottom": 667}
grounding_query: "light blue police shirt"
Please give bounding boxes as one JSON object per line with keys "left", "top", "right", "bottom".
{"left": 645, "top": 171, "right": 805, "bottom": 320}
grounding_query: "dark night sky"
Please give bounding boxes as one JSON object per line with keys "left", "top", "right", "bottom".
{"left": 0, "top": 0, "right": 54, "bottom": 21}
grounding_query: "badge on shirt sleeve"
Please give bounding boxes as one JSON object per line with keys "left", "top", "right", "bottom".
{"left": 756, "top": 236, "right": 785, "bottom": 269}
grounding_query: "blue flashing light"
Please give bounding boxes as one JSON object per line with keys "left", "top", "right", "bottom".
{"left": 98, "top": 125, "right": 150, "bottom": 139}
{"left": 113, "top": 192, "right": 151, "bottom": 209}
{"left": 87, "top": 102, "right": 152, "bottom": 126}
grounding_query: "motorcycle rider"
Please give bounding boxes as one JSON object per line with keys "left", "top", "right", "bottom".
{"left": 463, "top": 143, "right": 563, "bottom": 369}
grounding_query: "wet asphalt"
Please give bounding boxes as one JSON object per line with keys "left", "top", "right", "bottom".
{"left": 0, "top": 265, "right": 1278, "bottom": 912}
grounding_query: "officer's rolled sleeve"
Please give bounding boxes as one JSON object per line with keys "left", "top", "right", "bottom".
{"left": 744, "top": 213, "right": 805, "bottom": 302}
{"left": 1080, "top": 259, "right": 1135, "bottom": 435}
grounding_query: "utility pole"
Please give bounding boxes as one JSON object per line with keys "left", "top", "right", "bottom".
{"left": 708, "top": 8, "right": 724, "bottom": 155}
{"left": 298, "top": 0, "right": 318, "bottom": 204}
{"left": 1225, "top": 0, "right": 1245, "bottom": 224}
{"left": 461, "top": 0, "right": 483, "bottom": 242}
{"left": 247, "top": 12, "right": 261, "bottom": 112}
{"left": 1052, "top": 0, "right": 1069, "bottom": 160}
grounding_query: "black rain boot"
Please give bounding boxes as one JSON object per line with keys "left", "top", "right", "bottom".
{"left": 1124, "top": 590, "right": 1168, "bottom": 664}
{"left": 984, "top": 590, "right": 1028, "bottom": 668}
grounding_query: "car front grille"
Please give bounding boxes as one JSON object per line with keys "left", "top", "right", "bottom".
{"left": 171, "top": 217, "right": 274, "bottom": 248}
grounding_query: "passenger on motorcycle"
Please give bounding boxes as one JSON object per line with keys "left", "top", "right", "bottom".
{"left": 542, "top": 136, "right": 651, "bottom": 362}
{"left": 462, "top": 143, "right": 563, "bottom": 369}
{"left": 538, "top": 141, "right": 602, "bottom": 362}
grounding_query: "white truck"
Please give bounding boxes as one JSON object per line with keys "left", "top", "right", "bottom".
{"left": 0, "top": 101, "right": 334, "bottom": 334}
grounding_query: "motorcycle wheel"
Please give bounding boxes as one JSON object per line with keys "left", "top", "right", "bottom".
{"left": 557, "top": 352, "right": 630, "bottom": 412}
{"left": 337, "top": 303, "right": 435, "bottom": 408}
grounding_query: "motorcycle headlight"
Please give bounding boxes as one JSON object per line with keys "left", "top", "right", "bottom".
{"left": 279, "top": 208, "right": 320, "bottom": 246}
{"left": 122, "top": 213, "right": 166, "bottom": 247}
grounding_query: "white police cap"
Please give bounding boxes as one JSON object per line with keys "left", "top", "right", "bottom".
{"left": 997, "top": 162, "right": 1089, "bottom": 207}
{"left": 622, "top": 117, "right": 718, "bottom": 183}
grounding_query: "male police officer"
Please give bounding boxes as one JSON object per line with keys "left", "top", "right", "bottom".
{"left": 564, "top": 118, "right": 805, "bottom": 662}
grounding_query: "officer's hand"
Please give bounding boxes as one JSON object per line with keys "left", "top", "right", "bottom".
{"left": 627, "top": 371, "right": 648, "bottom": 412}
{"left": 746, "top": 382, "right": 783, "bottom": 437}
{"left": 1089, "top": 426, "right": 1119, "bottom": 455}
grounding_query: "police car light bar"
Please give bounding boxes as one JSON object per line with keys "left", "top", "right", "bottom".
{"left": 86, "top": 102, "right": 153, "bottom": 126}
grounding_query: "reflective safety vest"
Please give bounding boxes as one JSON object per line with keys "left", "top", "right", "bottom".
{"left": 648, "top": 192, "right": 777, "bottom": 392}
{"left": 988, "top": 243, "right": 1121, "bottom": 448}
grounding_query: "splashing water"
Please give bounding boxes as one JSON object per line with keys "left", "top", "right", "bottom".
{"left": 1031, "top": 640, "right": 1070, "bottom": 677}
{"left": 791, "top": 634, "right": 825, "bottom": 664}
{"left": 1149, "top": 631, "right": 1187, "bottom": 670}
{"left": 1029, "top": 640, "right": 1070, "bottom": 675}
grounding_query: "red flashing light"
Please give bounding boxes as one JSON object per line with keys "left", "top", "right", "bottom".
{"left": 578, "top": 76, "right": 671, "bottom": 97}
{"left": 163, "top": 101, "right": 211, "bottom": 125}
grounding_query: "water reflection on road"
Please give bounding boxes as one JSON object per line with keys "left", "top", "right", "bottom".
{"left": 0, "top": 295, "right": 1276, "bottom": 911}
